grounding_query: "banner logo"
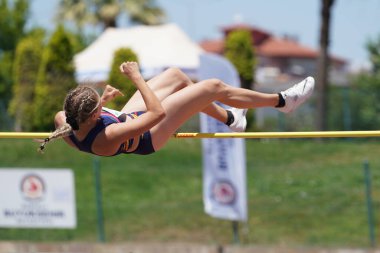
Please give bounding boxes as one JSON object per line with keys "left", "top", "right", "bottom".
{"left": 211, "top": 180, "right": 236, "bottom": 205}
{"left": 20, "top": 174, "right": 45, "bottom": 200}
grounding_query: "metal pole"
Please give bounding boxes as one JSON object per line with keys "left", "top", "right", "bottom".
{"left": 363, "top": 160, "right": 376, "bottom": 247}
{"left": 93, "top": 156, "right": 106, "bottom": 242}
{"left": 342, "top": 87, "right": 352, "bottom": 131}
{"left": 278, "top": 113, "right": 285, "bottom": 132}
{"left": 232, "top": 221, "right": 239, "bottom": 244}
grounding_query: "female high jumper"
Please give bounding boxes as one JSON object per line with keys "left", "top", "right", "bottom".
{"left": 39, "top": 61, "right": 314, "bottom": 156}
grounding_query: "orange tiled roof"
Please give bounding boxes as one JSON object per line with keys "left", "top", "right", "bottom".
{"left": 199, "top": 40, "right": 224, "bottom": 54}
{"left": 257, "top": 37, "right": 317, "bottom": 58}
{"left": 199, "top": 37, "right": 318, "bottom": 58}
{"left": 199, "top": 38, "right": 346, "bottom": 64}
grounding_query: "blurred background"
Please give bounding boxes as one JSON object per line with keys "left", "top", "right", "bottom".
{"left": 0, "top": 0, "right": 380, "bottom": 252}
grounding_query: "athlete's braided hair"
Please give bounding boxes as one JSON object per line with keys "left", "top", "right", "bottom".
{"left": 38, "top": 85, "right": 100, "bottom": 153}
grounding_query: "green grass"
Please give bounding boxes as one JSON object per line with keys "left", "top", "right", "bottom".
{"left": 0, "top": 138, "right": 379, "bottom": 247}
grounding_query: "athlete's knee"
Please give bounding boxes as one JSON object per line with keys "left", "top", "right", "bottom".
{"left": 165, "top": 67, "right": 181, "bottom": 78}
{"left": 206, "top": 78, "right": 226, "bottom": 92}
{"left": 166, "top": 67, "right": 181, "bottom": 74}
{"left": 166, "top": 67, "right": 191, "bottom": 85}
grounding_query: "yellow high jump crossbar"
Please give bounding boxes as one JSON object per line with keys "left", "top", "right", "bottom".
{"left": 1, "top": 131, "right": 380, "bottom": 139}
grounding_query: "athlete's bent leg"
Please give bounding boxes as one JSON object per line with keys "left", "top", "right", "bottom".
{"left": 121, "top": 67, "right": 229, "bottom": 123}
{"left": 150, "top": 76, "right": 314, "bottom": 151}
{"left": 150, "top": 78, "right": 281, "bottom": 150}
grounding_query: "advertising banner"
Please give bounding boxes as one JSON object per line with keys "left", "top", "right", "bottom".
{"left": 198, "top": 54, "right": 247, "bottom": 221}
{"left": 0, "top": 169, "right": 76, "bottom": 228}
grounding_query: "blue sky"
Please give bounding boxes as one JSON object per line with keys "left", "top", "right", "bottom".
{"left": 29, "top": 0, "right": 380, "bottom": 71}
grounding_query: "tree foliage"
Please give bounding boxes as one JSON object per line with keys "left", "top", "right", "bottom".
{"left": 33, "top": 25, "right": 76, "bottom": 131}
{"left": 0, "top": 0, "right": 29, "bottom": 109}
{"left": 57, "top": 0, "right": 166, "bottom": 31}
{"left": 106, "top": 48, "right": 138, "bottom": 109}
{"left": 8, "top": 30, "right": 45, "bottom": 131}
{"left": 346, "top": 75, "right": 380, "bottom": 130}
{"left": 329, "top": 34, "right": 380, "bottom": 131}
{"left": 224, "top": 29, "right": 256, "bottom": 90}
{"left": 343, "top": 33, "right": 380, "bottom": 130}
{"left": 0, "top": 0, "right": 29, "bottom": 52}
{"left": 0, "top": 52, "right": 14, "bottom": 105}
{"left": 367, "top": 36, "right": 380, "bottom": 75}
{"left": 224, "top": 29, "right": 256, "bottom": 130}
{"left": 124, "top": 0, "right": 165, "bottom": 25}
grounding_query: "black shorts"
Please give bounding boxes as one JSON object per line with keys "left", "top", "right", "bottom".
{"left": 132, "top": 131, "right": 155, "bottom": 155}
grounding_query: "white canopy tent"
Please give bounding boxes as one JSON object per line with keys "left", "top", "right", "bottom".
{"left": 74, "top": 23, "right": 204, "bottom": 82}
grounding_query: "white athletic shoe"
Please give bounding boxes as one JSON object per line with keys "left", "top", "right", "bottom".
{"left": 228, "top": 108, "right": 248, "bottom": 132}
{"left": 277, "top": 76, "right": 315, "bottom": 113}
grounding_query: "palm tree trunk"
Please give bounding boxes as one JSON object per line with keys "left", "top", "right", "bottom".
{"left": 316, "top": 0, "right": 335, "bottom": 131}
{"left": 103, "top": 18, "right": 117, "bottom": 29}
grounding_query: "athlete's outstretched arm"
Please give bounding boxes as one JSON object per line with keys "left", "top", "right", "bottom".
{"left": 100, "top": 84, "right": 124, "bottom": 106}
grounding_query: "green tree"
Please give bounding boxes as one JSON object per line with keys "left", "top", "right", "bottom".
{"left": 348, "top": 74, "right": 380, "bottom": 130}
{"left": 367, "top": 36, "right": 380, "bottom": 75}
{"left": 0, "top": 53, "right": 13, "bottom": 104}
{"left": 124, "top": 0, "right": 165, "bottom": 25}
{"left": 33, "top": 25, "right": 76, "bottom": 131}
{"left": 0, "top": 0, "right": 29, "bottom": 108}
{"left": 9, "top": 30, "right": 45, "bottom": 131}
{"left": 57, "top": 0, "right": 166, "bottom": 31}
{"left": 65, "top": 29, "right": 91, "bottom": 54}
{"left": 107, "top": 48, "right": 138, "bottom": 109}
{"left": 224, "top": 29, "right": 256, "bottom": 130}
{"left": 224, "top": 29, "right": 255, "bottom": 90}
{"left": 0, "top": 0, "right": 29, "bottom": 52}
{"left": 344, "top": 35, "right": 380, "bottom": 130}
{"left": 0, "top": 52, "right": 14, "bottom": 129}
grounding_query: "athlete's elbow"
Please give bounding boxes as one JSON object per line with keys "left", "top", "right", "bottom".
{"left": 148, "top": 107, "right": 166, "bottom": 122}
{"left": 54, "top": 111, "right": 66, "bottom": 128}
{"left": 155, "top": 108, "right": 166, "bottom": 121}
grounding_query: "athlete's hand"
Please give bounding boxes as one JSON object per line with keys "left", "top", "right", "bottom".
{"left": 120, "top": 61, "right": 141, "bottom": 81}
{"left": 101, "top": 84, "right": 124, "bottom": 106}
